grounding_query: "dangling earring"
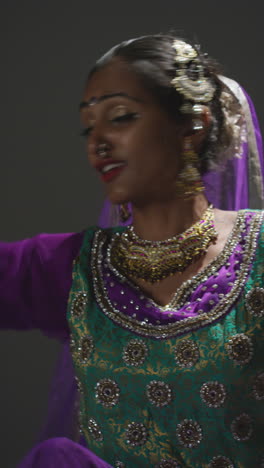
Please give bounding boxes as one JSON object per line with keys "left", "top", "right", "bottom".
{"left": 175, "top": 136, "right": 204, "bottom": 198}
{"left": 118, "top": 203, "right": 131, "bottom": 223}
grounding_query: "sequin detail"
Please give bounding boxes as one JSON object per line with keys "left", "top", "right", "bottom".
{"left": 125, "top": 422, "right": 148, "bottom": 446}
{"left": 87, "top": 418, "right": 103, "bottom": 442}
{"left": 122, "top": 339, "right": 148, "bottom": 366}
{"left": 71, "top": 292, "right": 88, "bottom": 317}
{"left": 78, "top": 335, "right": 94, "bottom": 364}
{"left": 226, "top": 333, "right": 253, "bottom": 365}
{"left": 230, "top": 413, "right": 253, "bottom": 441}
{"left": 245, "top": 287, "right": 264, "bottom": 317}
{"left": 208, "top": 455, "right": 234, "bottom": 468}
{"left": 156, "top": 460, "right": 181, "bottom": 468}
{"left": 252, "top": 372, "right": 264, "bottom": 400}
{"left": 200, "top": 381, "right": 226, "bottom": 408}
{"left": 174, "top": 339, "right": 200, "bottom": 367}
{"left": 176, "top": 419, "right": 202, "bottom": 448}
{"left": 115, "top": 462, "right": 125, "bottom": 468}
{"left": 146, "top": 380, "right": 172, "bottom": 407}
{"left": 95, "top": 379, "right": 120, "bottom": 408}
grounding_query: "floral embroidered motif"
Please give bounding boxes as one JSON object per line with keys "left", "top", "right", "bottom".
{"left": 146, "top": 380, "right": 172, "bottom": 407}
{"left": 95, "top": 379, "right": 120, "bottom": 408}
{"left": 230, "top": 413, "right": 253, "bottom": 441}
{"left": 176, "top": 419, "right": 202, "bottom": 448}
{"left": 174, "top": 339, "right": 200, "bottom": 367}
{"left": 252, "top": 372, "right": 264, "bottom": 400}
{"left": 71, "top": 292, "right": 88, "bottom": 317}
{"left": 208, "top": 455, "right": 234, "bottom": 468}
{"left": 124, "top": 422, "right": 148, "bottom": 446}
{"left": 87, "top": 418, "right": 103, "bottom": 442}
{"left": 200, "top": 381, "right": 226, "bottom": 408}
{"left": 226, "top": 333, "right": 253, "bottom": 365}
{"left": 245, "top": 287, "right": 264, "bottom": 317}
{"left": 122, "top": 339, "right": 148, "bottom": 366}
{"left": 78, "top": 335, "right": 94, "bottom": 364}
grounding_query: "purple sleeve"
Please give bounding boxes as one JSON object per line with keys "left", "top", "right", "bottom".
{"left": 0, "top": 231, "right": 84, "bottom": 340}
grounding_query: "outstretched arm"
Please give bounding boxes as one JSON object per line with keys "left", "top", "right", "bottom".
{"left": 0, "top": 231, "right": 84, "bottom": 340}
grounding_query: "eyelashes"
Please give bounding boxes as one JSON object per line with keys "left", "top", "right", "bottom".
{"left": 80, "top": 112, "right": 139, "bottom": 138}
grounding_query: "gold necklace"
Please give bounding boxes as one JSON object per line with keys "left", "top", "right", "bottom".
{"left": 110, "top": 205, "right": 218, "bottom": 283}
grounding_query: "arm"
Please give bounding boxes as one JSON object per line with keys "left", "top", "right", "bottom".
{"left": 0, "top": 231, "right": 84, "bottom": 339}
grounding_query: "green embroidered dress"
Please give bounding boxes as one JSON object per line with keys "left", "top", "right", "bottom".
{"left": 68, "top": 210, "right": 264, "bottom": 468}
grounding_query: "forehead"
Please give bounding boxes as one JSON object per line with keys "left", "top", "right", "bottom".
{"left": 83, "top": 59, "right": 149, "bottom": 102}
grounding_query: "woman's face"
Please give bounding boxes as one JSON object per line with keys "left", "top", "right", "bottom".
{"left": 80, "top": 59, "right": 186, "bottom": 206}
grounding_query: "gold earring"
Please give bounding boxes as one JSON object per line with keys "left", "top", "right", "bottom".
{"left": 119, "top": 203, "right": 131, "bottom": 223}
{"left": 175, "top": 137, "right": 204, "bottom": 198}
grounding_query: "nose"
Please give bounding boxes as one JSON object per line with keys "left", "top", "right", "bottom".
{"left": 87, "top": 123, "right": 113, "bottom": 159}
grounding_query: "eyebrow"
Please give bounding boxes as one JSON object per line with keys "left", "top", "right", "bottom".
{"left": 79, "top": 92, "right": 143, "bottom": 110}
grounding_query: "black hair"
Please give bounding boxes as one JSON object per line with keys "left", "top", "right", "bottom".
{"left": 88, "top": 34, "right": 239, "bottom": 174}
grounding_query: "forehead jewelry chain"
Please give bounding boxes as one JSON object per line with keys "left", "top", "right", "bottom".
{"left": 110, "top": 204, "right": 217, "bottom": 283}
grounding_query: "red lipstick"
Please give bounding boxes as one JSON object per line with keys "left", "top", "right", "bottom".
{"left": 100, "top": 165, "right": 126, "bottom": 182}
{"left": 94, "top": 158, "right": 126, "bottom": 183}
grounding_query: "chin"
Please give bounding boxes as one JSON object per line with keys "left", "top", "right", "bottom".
{"left": 106, "top": 186, "right": 132, "bottom": 206}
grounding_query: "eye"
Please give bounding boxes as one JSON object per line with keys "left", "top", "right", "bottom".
{"left": 79, "top": 112, "right": 139, "bottom": 138}
{"left": 111, "top": 112, "right": 139, "bottom": 123}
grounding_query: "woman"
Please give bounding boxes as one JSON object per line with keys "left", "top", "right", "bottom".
{"left": 2, "top": 34, "right": 264, "bottom": 468}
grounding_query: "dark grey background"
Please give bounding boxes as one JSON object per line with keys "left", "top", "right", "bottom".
{"left": 0, "top": 2, "right": 263, "bottom": 467}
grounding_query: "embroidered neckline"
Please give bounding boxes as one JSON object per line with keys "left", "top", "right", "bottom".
{"left": 107, "top": 210, "right": 245, "bottom": 309}
{"left": 91, "top": 210, "right": 263, "bottom": 339}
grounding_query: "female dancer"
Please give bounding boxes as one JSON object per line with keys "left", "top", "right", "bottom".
{"left": 2, "top": 34, "right": 264, "bottom": 467}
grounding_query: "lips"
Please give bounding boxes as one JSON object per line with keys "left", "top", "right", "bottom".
{"left": 94, "top": 159, "right": 126, "bottom": 183}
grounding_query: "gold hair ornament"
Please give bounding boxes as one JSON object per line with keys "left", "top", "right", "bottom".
{"left": 171, "top": 40, "right": 216, "bottom": 114}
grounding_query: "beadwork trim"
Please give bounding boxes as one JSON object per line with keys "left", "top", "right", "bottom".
{"left": 70, "top": 291, "right": 89, "bottom": 317}
{"left": 230, "top": 413, "right": 253, "bottom": 441}
{"left": 155, "top": 460, "right": 181, "bottom": 468}
{"left": 176, "top": 418, "right": 202, "bottom": 448}
{"left": 252, "top": 372, "right": 264, "bottom": 400}
{"left": 95, "top": 378, "right": 120, "bottom": 408}
{"left": 87, "top": 417, "right": 103, "bottom": 442}
{"left": 245, "top": 287, "right": 264, "bottom": 317}
{"left": 122, "top": 339, "right": 148, "bottom": 366}
{"left": 208, "top": 455, "right": 234, "bottom": 468}
{"left": 146, "top": 380, "right": 173, "bottom": 407}
{"left": 200, "top": 381, "right": 227, "bottom": 408}
{"left": 174, "top": 339, "right": 200, "bottom": 367}
{"left": 91, "top": 211, "right": 263, "bottom": 340}
{"left": 226, "top": 333, "right": 254, "bottom": 365}
{"left": 124, "top": 421, "right": 148, "bottom": 446}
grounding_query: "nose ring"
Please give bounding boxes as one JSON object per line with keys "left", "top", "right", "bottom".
{"left": 96, "top": 143, "right": 110, "bottom": 158}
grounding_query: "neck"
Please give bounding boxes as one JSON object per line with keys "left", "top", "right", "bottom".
{"left": 131, "top": 193, "right": 209, "bottom": 241}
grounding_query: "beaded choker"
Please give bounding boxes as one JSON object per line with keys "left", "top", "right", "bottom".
{"left": 110, "top": 205, "right": 218, "bottom": 283}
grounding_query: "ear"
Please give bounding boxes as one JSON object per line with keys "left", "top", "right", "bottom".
{"left": 185, "top": 106, "right": 212, "bottom": 151}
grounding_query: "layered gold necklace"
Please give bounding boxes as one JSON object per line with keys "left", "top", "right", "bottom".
{"left": 110, "top": 205, "right": 217, "bottom": 283}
